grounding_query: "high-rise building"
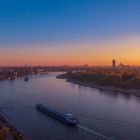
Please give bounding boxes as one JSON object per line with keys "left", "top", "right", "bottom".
{"left": 112, "top": 59, "right": 116, "bottom": 67}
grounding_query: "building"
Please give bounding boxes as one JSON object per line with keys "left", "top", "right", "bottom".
{"left": 112, "top": 59, "right": 116, "bottom": 67}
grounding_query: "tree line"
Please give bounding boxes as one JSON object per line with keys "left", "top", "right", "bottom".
{"left": 66, "top": 69, "right": 140, "bottom": 89}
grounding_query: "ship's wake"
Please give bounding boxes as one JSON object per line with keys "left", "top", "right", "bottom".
{"left": 77, "top": 124, "right": 113, "bottom": 140}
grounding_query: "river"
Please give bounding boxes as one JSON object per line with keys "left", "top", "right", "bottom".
{"left": 0, "top": 72, "right": 140, "bottom": 140}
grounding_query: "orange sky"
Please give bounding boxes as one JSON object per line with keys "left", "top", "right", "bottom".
{"left": 0, "top": 35, "right": 140, "bottom": 66}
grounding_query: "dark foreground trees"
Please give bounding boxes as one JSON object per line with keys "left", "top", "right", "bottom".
{"left": 67, "top": 69, "right": 140, "bottom": 89}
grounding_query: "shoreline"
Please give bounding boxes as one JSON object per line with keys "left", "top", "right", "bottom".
{"left": 57, "top": 74, "right": 140, "bottom": 97}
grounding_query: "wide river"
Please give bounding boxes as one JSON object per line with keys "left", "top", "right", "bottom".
{"left": 0, "top": 72, "right": 140, "bottom": 140}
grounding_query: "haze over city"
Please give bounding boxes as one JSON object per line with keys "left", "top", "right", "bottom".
{"left": 0, "top": 0, "right": 140, "bottom": 66}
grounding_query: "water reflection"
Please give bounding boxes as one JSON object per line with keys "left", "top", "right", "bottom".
{"left": 0, "top": 72, "right": 140, "bottom": 140}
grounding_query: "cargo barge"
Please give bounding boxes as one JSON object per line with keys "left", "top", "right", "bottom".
{"left": 36, "top": 104, "right": 79, "bottom": 126}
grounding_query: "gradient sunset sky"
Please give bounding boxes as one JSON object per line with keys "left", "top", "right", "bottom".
{"left": 0, "top": 0, "right": 140, "bottom": 66}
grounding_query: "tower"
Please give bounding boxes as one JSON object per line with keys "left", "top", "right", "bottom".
{"left": 112, "top": 59, "right": 116, "bottom": 67}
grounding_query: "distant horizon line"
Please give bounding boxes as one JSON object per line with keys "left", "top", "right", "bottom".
{"left": 0, "top": 64, "right": 140, "bottom": 67}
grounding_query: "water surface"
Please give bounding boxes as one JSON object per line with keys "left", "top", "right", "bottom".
{"left": 0, "top": 72, "right": 140, "bottom": 140}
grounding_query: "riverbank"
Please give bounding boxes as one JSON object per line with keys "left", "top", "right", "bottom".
{"left": 0, "top": 110, "right": 31, "bottom": 140}
{"left": 57, "top": 74, "right": 140, "bottom": 97}
{"left": 0, "top": 66, "right": 45, "bottom": 81}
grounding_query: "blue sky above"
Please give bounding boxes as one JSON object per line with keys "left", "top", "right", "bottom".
{"left": 0, "top": 0, "right": 140, "bottom": 46}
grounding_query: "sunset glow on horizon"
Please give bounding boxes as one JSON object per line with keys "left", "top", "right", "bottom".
{"left": 0, "top": 0, "right": 140, "bottom": 66}
{"left": 0, "top": 35, "right": 140, "bottom": 66}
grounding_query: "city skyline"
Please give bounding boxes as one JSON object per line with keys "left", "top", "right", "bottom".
{"left": 0, "top": 0, "right": 140, "bottom": 66}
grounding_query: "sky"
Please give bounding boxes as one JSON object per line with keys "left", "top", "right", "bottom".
{"left": 0, "top": 0, "right": 140, "bottom": 66}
